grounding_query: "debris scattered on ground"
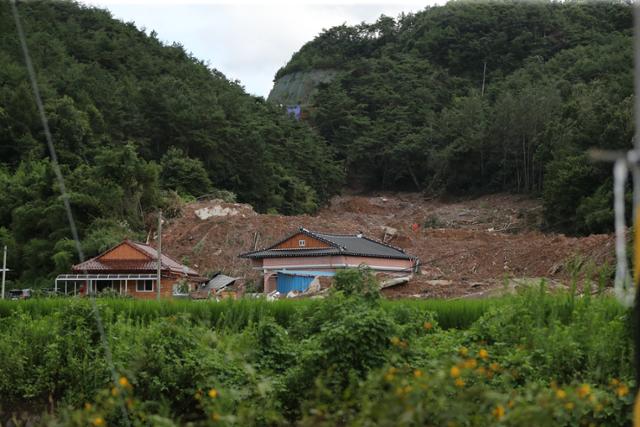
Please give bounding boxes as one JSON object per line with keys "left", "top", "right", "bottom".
{"left": 380, "top": 275, "right": 412, "bottom": 289}
{"left": 160, "top": 193, "right": 614, "bottom": 299}
{"left": 190, "top": 199, "right": 256, "bottom": 220}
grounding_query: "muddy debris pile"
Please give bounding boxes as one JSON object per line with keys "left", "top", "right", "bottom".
{"left": 159, "top": 193, "right": 614, "bottom": 298}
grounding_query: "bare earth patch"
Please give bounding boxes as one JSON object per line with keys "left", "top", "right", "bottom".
{"left": 159, "top": 193, "right": 614, "bottom": 299}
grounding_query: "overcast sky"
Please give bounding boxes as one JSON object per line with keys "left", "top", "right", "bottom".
{"left": 81, "top": 1, "right": 438, "bottom": 97}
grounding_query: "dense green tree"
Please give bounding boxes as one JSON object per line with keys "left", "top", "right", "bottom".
{"left": 160, "top": 147, "right": 212, "bottom": 197}
{"left": 277, "top": 0, "right": 633, "bottom": 234}
{"left": 0, "top": 0, "right": 343, "bottom": 284}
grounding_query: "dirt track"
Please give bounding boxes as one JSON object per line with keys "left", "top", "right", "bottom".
{"left": 160, "top": 193, "right": 614, "bottom": 298}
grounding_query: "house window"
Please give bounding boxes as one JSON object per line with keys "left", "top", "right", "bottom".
{"left": 136, "top": 279, "right": 154, "bottom": 292}
{"left": 298, "top": 239, "right": 306, "bottom": 247}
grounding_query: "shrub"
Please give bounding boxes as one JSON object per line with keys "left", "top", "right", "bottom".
{"left": 332, "top": 267, "right": 380, "bottom": 300}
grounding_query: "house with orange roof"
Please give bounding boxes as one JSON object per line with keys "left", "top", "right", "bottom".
{"left": 55, "top": 240, "right": 206, "bottom": 299}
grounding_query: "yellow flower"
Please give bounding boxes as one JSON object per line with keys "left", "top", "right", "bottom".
{"left": 84, "top": 403, "right": 93, "bottom": 411}
{"left": 476, "top": 366, "right": 486, "bottom": 376}
{"left": 507, "top": 400, "right": 514, "bottom": 409}
{"left": 577, "top": 384, "right": 591, "bottom": 398}
{"left": 464, "top": 358, "right": 477, "bottom": 369}
{"left": 111, "top": 387, "right": 119, "bottom": 397}
{"left": 390, "top": 336, "right": 400, "bottom": 346}
{"left": 423, "top": 321, "right": 433, "bottom": 330}
{"left": 384, "top": 367, "right": 397, "bottom": 382}
{"left": 450, "top": 366, "right": 461, "bottom": 378}
{"left": 616, "top": 384, "right": 629, "bottom": 397}
{"left": 118, "top": 376, "right": 130, "bottom": 388}
{"left": 556, "top": 389, "right": 567, "bottom": 400}
{"left": 211, "top": 412, "right": 221, "bottom": 422}
{"left": 490, "top": 362, "right": 500, "bottom": 371}
{"left": 404, "top": 385, "right": 413, "bottom": 394}
{"left": 564, "top": 402, "right": 574, "bottom": 411}
{"left": 478, "top": 349, "right": 489, "bottom": 360}
{"left": 610, "top": 378, "right": 620, "bottom": 386}
{"left": 91, "top": 417, "right": 105, "bottom": 427}
{"left": 454, "top": 378, "right": 465, "bottom": 388}
{"left": 208, "top": 388, "right": 219, "bottom": 399}
{"left": 492, "top": 405, "right": 505, "bottom": 420}
{"left": 414, "top": 369, "right": 423, "bottom": 378}
{"left": 458, "top": 347, "right": 468, "bottom": 357}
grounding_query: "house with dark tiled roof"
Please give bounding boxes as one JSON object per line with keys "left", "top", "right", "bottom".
{"left": 240, "top": 228, "right": 419, "bottom": 294}
{"left": 55, "top": 240, "right": 206, "bottom": 299}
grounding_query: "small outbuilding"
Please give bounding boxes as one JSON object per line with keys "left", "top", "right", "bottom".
{"left": 190, "top": 273, "right": 240, "bottom": 299}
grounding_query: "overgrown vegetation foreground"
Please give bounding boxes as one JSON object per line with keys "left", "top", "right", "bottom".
{"left": 0, "top": 272, "right": 634, "bottom": 426}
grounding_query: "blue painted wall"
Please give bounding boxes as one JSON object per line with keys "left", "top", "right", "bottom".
{"left": 276, "top": 273, "right": 314, "bottom": 293}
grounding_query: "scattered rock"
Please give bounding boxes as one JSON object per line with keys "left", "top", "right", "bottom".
{"left": 195, "top": 205, "right": 239, "bottom": 219}
{"left": 190, "top": 199, "right": 256, "bottom": 220}
{"left": 160, "top": 193, "right": 614, "bottom": 299}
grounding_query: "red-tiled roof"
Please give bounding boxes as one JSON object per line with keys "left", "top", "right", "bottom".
{"left": 72, "top": 240, "right": 200, "bottom": 276}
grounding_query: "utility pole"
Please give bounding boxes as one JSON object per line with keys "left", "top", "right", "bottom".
{"left": 1, "top": 246, "right": 6, "bottom": 300}
{"left": 156, "top": 210, "right": 162, "bottom": 301}
{"left": 481, "top": 60, "right": 487, "bottom": 97}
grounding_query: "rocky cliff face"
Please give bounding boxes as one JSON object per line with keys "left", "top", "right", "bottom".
{"left": 267, "top": 69, "right": 338, "bottom": 106}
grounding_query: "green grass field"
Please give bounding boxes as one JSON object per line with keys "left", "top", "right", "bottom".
{"left": 0, "top": 288, "right": 625, "bottom": 330}
{"left": 0, "top": 282, "right": 632, "bottom": 426}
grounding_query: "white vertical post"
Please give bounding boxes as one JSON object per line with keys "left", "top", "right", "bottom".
{"left": 54, "top": 278, "right": 58, "bottom": 294}
{"left": 1, "top": 245, "right": 6, "bottom": 299}
{"left": 157, "top": 210, "right": 162, "bottom": 300}
{"left": 64, "top": 281, "right": 67, "bottom": 295}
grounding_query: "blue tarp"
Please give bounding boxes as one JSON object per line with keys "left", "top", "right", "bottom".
{"left": 276, "top": 270, "right": 335, "bottom": 294}
{"left": 286, "top": 104, "right": 301, "bottom": 120}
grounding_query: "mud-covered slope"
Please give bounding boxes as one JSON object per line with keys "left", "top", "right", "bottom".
{"left": 267, "top": 3, "right": 632, "bottom": 237}
{"left": 160, "top": 193, "right": 614, "bottom": 298}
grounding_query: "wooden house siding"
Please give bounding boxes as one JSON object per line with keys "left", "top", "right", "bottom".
{"left": 101, "top": 244, "right": 149, "bottom": 261}
{"left": 125, "top": 277, "right": 179, "bottom": 300}
{"left": 273, "top": 233, "right": 331, "bottom": 250}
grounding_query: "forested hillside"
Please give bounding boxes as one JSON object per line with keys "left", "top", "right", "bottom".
{"left": 0, "top": 1, "right": 632, "bottom": 285}
{"left": 0, "top": 1, "right": 343, "bottom": 284}
{"left": 273, "top": 1, "right": 633, "bottom": 235}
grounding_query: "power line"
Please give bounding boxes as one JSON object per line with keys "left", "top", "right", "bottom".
{"left": 9, "top": 1, "right": 130, "bottom": 423}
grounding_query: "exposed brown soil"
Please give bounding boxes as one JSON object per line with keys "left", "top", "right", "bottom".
{"left": 159, "top": 193, "right": 614, "bottom": 299}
